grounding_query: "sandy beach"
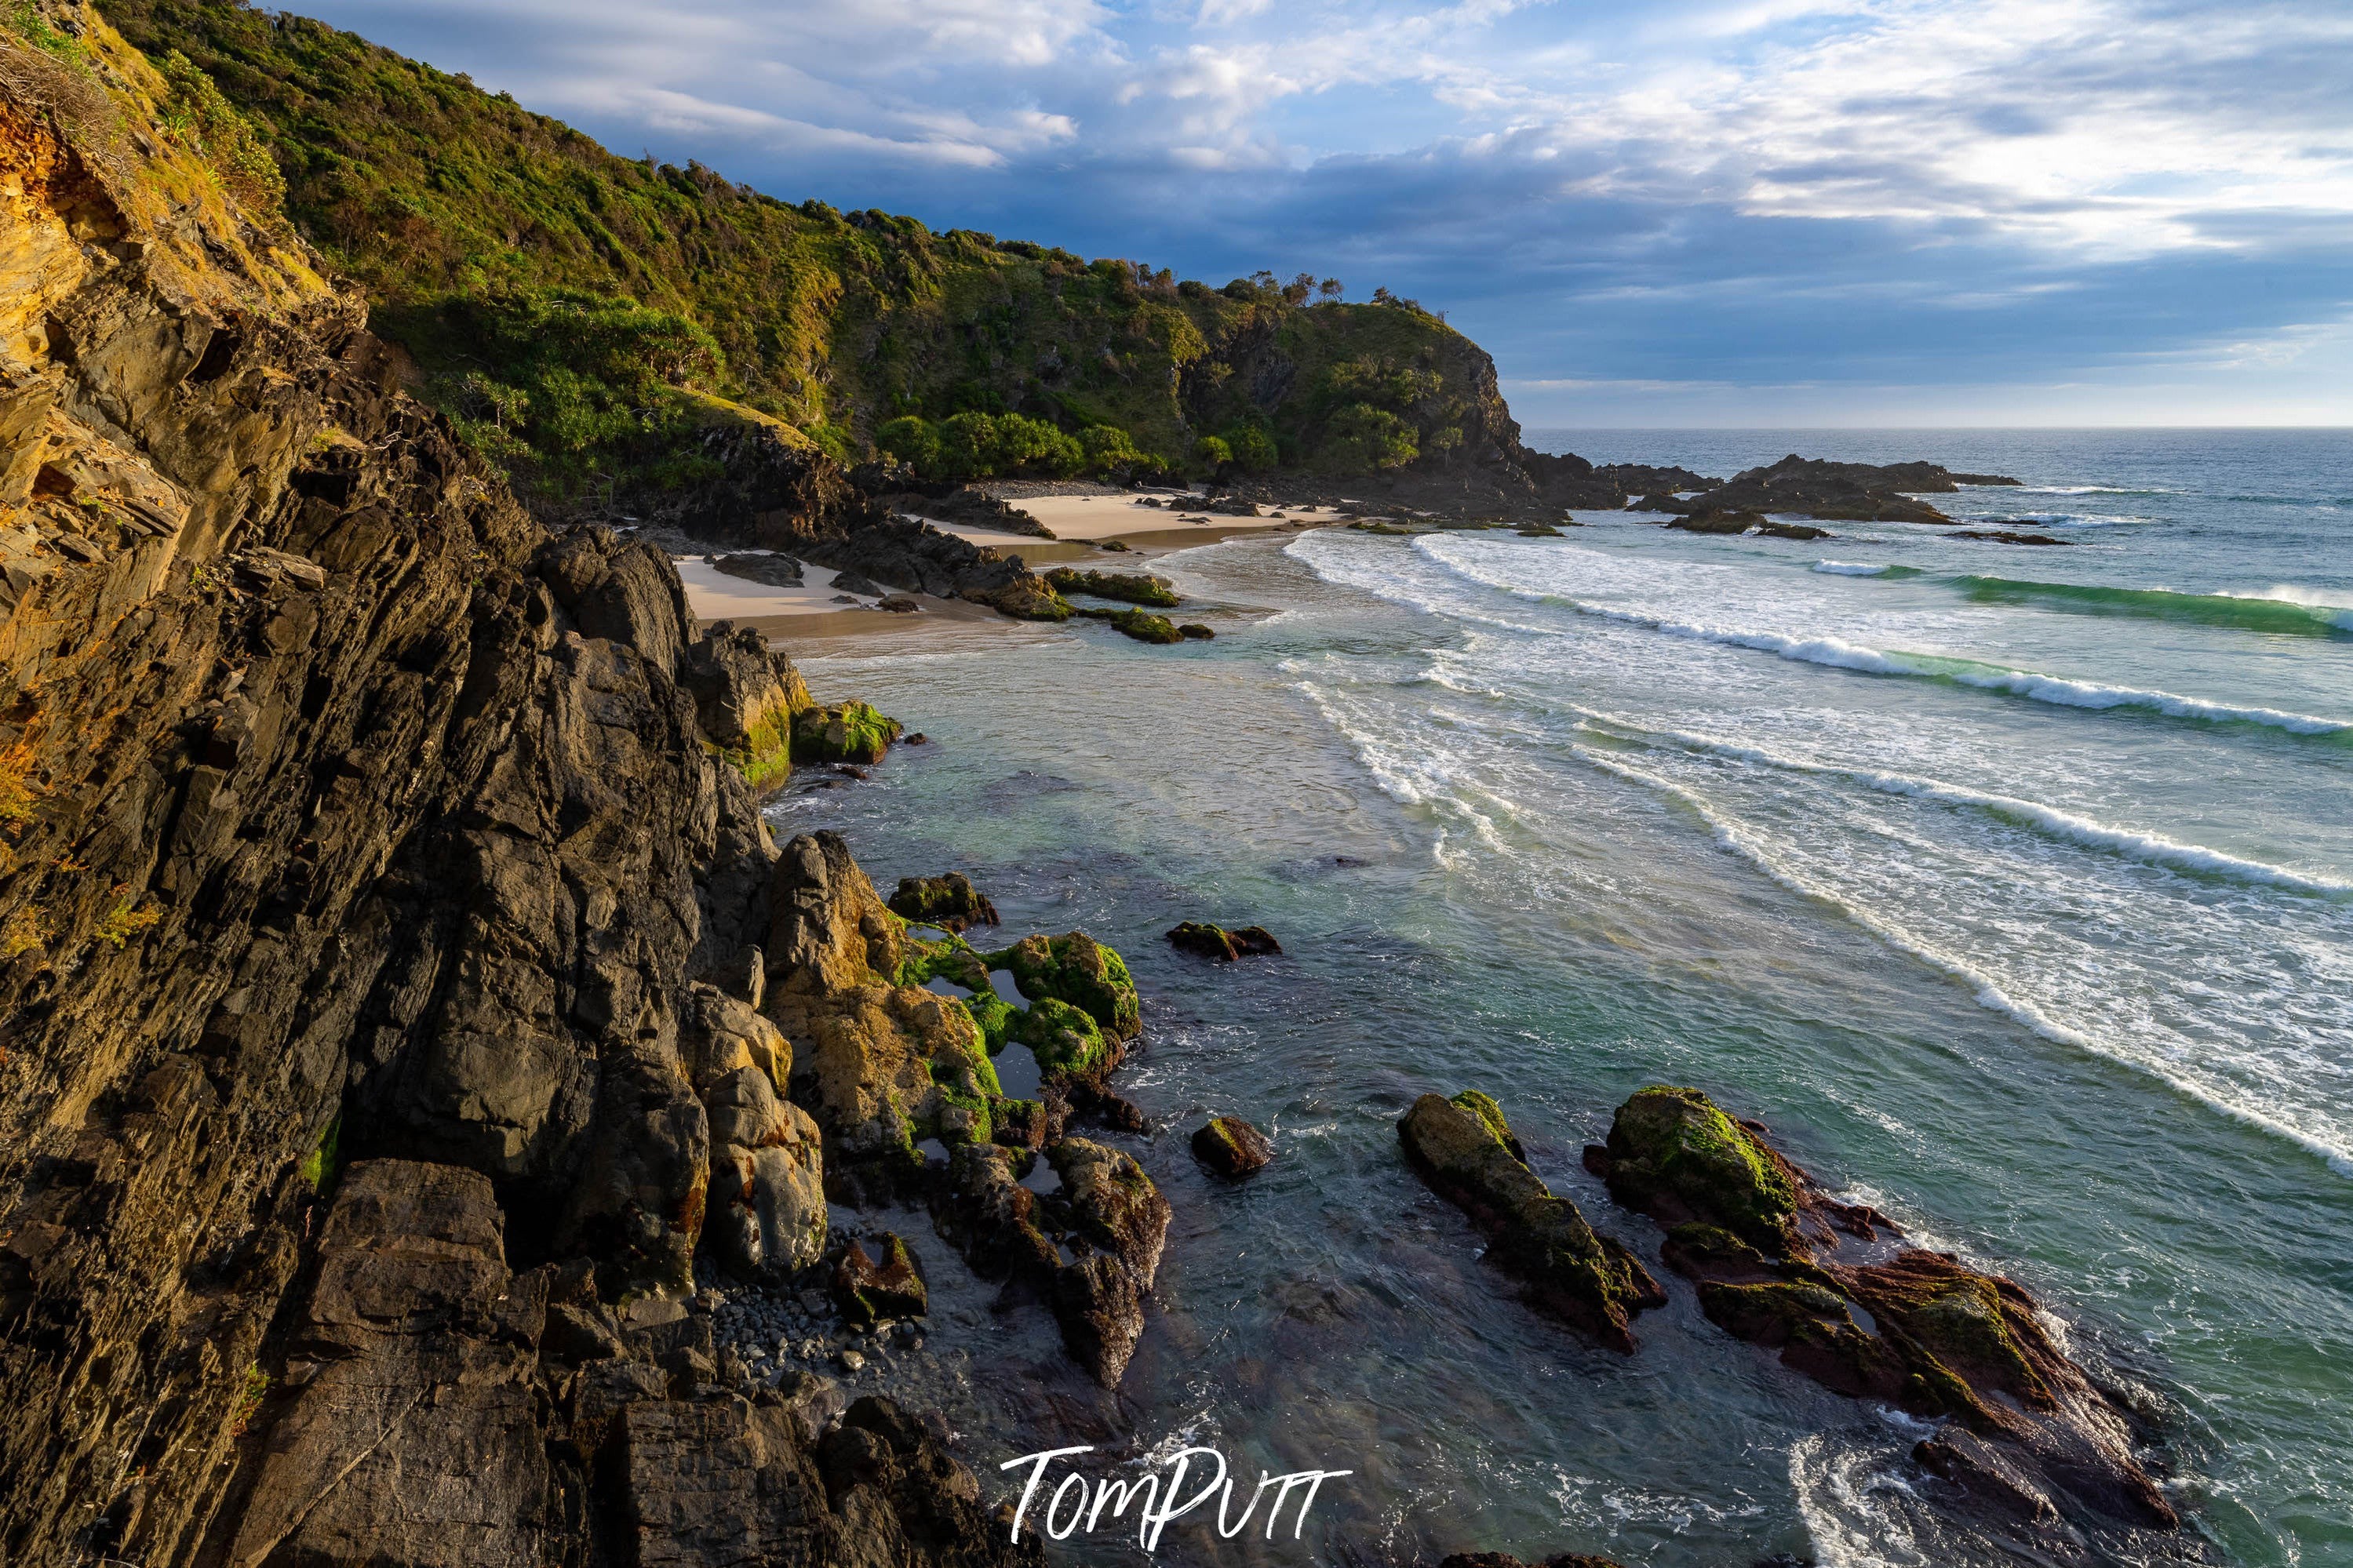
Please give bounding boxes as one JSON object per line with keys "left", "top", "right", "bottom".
{"left": 674, "top": 495, "right": 1339, "bottom": 639}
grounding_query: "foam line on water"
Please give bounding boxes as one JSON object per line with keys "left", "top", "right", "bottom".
{"left": 1409, "top": 540, "right": 2351, "bottom": 737}
{"left": 1813, "top": 561, "right": 1893, "bottom": 576}
{"left": 1568, "top": 709, "right": 2352, "bottom": 897}
{"left": 1570, "top": 744, "right": 2353, "bottom": 1174}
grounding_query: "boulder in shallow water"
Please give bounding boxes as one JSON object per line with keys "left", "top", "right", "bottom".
{"left": 1178, "top": 622, "right": 1215, "bottom": 639}
{"left": 792, "top": 700, "right": 901, "bottom": 765}
{"left": 1588, "top": 1085, "right": 2178, "bottom": 1533}
{"left": 1398, "top": 1091, "right": 1665, "bottom": 1352}
{"left": 985, "top": 932, "right": 1141, "bottom": 1041}
{"left": 1167, "top": 921, "right": 1282, "bottom": 961}
{"left": 889, "top": 872, "right": 1000, "bottom": 932}
{"left": 1191, "top": 1115, "right": 1273, "bottom": 1177}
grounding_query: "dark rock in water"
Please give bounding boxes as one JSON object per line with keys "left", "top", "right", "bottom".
{"left": 1589, "top": 1086, "right": 2179, "bottom": 1533}
{"left": 1597, "top": 461, "right": 1721, "bottom": 495}
{"left": 905, "top": 732, "right": 931, "bottom": 744}
{"left": 1192, "top": 1115, "right": 1274, "bottom": 1177}
{"left": 1098, "top": 539, "right": 1132, "bottom": 551}
{"left": 1631, "top": 491, "right": 1697, "bottom": 515}
{"left": 832, "top": 569, "right": 883, "bottom": 596}
{"left": 1167, "top": 921, "right": 1282, "bottom": 961}
{"left": 1178, "top": 622, "right": 1215, "bottom": 639}
{"left": 889, "top": 872, "right": 1000, "bottom": 932}
{"left": 1045, "top": 566, "right": 1179, "bottom": 606}
{"left": 875, "top": 594, "right": 920, "bottom": 612}
{"left": 832, "top": 1234, "right": 928, "bottom": 1326}
{"left": 710, "top": 550, "right": 804, "bottom": 587}
{"left": 1956, "top": 529, "right": 2074, "bottom": 545}
{"left": 1756, "top": 521, "right": 1831, "bottom": 540}
{"left": 985, "top": 931, "right": 1142, "bottom": 1043}
{"left": 1667, "top": 509, "right": 1761, "bottom": 535}
{"left": 1673, "top": 455, "right": 2020, "bottom": 526}
{"left": 1398, "top": 1092, "right": 1666, "bottom": 1352}
{"left": 1109, "top": 608, "right": 1183, "bottom": 643}
{"left": 935, "top": 1140, "right": 1170, "bottom": 1385}
{"left": 792, "top": 700, "right": 902, "bottom": 764}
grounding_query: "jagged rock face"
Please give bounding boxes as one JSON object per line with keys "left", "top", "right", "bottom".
{"left": 765, "top": 831, "right": 1000, "bottom": 1199}
{"left": 1589, "top": 1086, "right": 2178, "bottom": 1535}
{"left": 1398, "top": 1091, "right": 1666, "bottom": 1352}
{"left": 683, "top": 619, "right": 812, "bottom": 788}
{"left": 0, "top": 41, "right": 1018, "bottom": 1566}
{"left": 936, "top": 1137, "right": 1169, "bottom": 1386}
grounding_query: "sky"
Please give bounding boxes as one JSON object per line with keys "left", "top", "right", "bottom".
{"left": 290, "top": 0, "right": 2353, "bottom": 427}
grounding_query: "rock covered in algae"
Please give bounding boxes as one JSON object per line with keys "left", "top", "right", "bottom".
{"left": 1166, "top": 920, "right": 1281, "bottom": 961}
{"left": 1588, "top": 1085, "right": 2179, "bottom": 1532}
{"left": 792, "top": 700, "right": 902, "bottom": 765}
{"left": 1397, "top": 1090, "right": 1664, "bottom": 1352}
{"left": 1191, "top": 1115, "right": 1273, "bottom": 1177}
{"left": 1044, "top": 566, "right": 1180, "bottom": 607}
{"left": 887, "top": 871, "right": 1000, "bottom": 932}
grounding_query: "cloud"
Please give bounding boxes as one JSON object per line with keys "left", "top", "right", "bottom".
{"left": 285, "top": 0, "right": 2353, "bottom": 421}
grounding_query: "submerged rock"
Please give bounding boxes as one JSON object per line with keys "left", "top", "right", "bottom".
{"left": 1398, "top": 1092, "right": 1665, "bottom": 1351}
{"left": 1191, "top": 1115, "right": 1273, "bottom": 1177}
{"left": 1177, "top": 622, "right": 1215, "bottom": 639}
{"left": 1109, "top": 608, "right": 1183, "bottom": 643}
{"left": 1755, "top": 521, "right": 1831, "bottom": 540}
{"left": 1437, "top": 1554, "right": 1626, "bottom": 1568}
{"left": 1166, "top": 921, "right": 1282, "bottom": 961}
{"left": 888, "top": 872, "right": 1000, "bottom": 932}
{"left": 1588, "top": 1086, "right": 2178, "bottom": 1533}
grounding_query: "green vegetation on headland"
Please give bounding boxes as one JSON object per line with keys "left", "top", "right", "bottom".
{"left": 95, "top": 0, "right": 1520, "bottom": 511}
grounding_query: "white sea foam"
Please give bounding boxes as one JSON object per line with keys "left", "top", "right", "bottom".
{"left": 1568, "top": 744, "right": 2353, "bottom": 1173}
{"left": 1813, "top": 561, "right": 1892, "bottom": 576}
{"left": 1414, "top": 540, "right": 2352, "bottom": 737}
{"left": 1568, "top": 709, "right": 2352, "bottom": 897}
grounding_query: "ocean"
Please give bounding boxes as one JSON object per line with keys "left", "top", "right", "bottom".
{"left": 779, "top": 429, "right": 2351, "bottom": 1567}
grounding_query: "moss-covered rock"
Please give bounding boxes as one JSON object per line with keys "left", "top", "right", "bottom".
{"left": 1044, "top": 566, "right": 1180, "bottom": 607}
{"left": 1190, "top": 1114, "right": 1273, "bottom": 1177}
{"left": 1012, "top": 996, "right": 1110, "bottom": 1082}
{"left": 1108, "top": 609, "right": 1182, "bottom": 644}
{"left": 1590, "top": 1085, "right": 1798, "bottom": 1253}
{"left": 887, "top": 871, "right": 1000, "bottom": 932}
{"left": 1599, "top": 1086, "right": 2180, "bottom": 1532}
{"left": 1165, "top": 921, "right": 1281, "bottom": 962}
{"left": 791, "top": 700, "right": 902, "bottom": 765}
{"left": 1397, "top": 1091, "right": 1663, "bottom": 1351}
{"left": 985, "top": 931, "right": 1140, "bottom": 1041}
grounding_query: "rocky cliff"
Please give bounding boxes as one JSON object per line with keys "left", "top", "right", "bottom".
{"left": 0, "top": 13, "right": 1056, "bottom": 1563}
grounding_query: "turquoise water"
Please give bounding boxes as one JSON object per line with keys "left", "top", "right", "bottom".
{"left": 780, "top": 430, "right": 2351, "bottom": 1567}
